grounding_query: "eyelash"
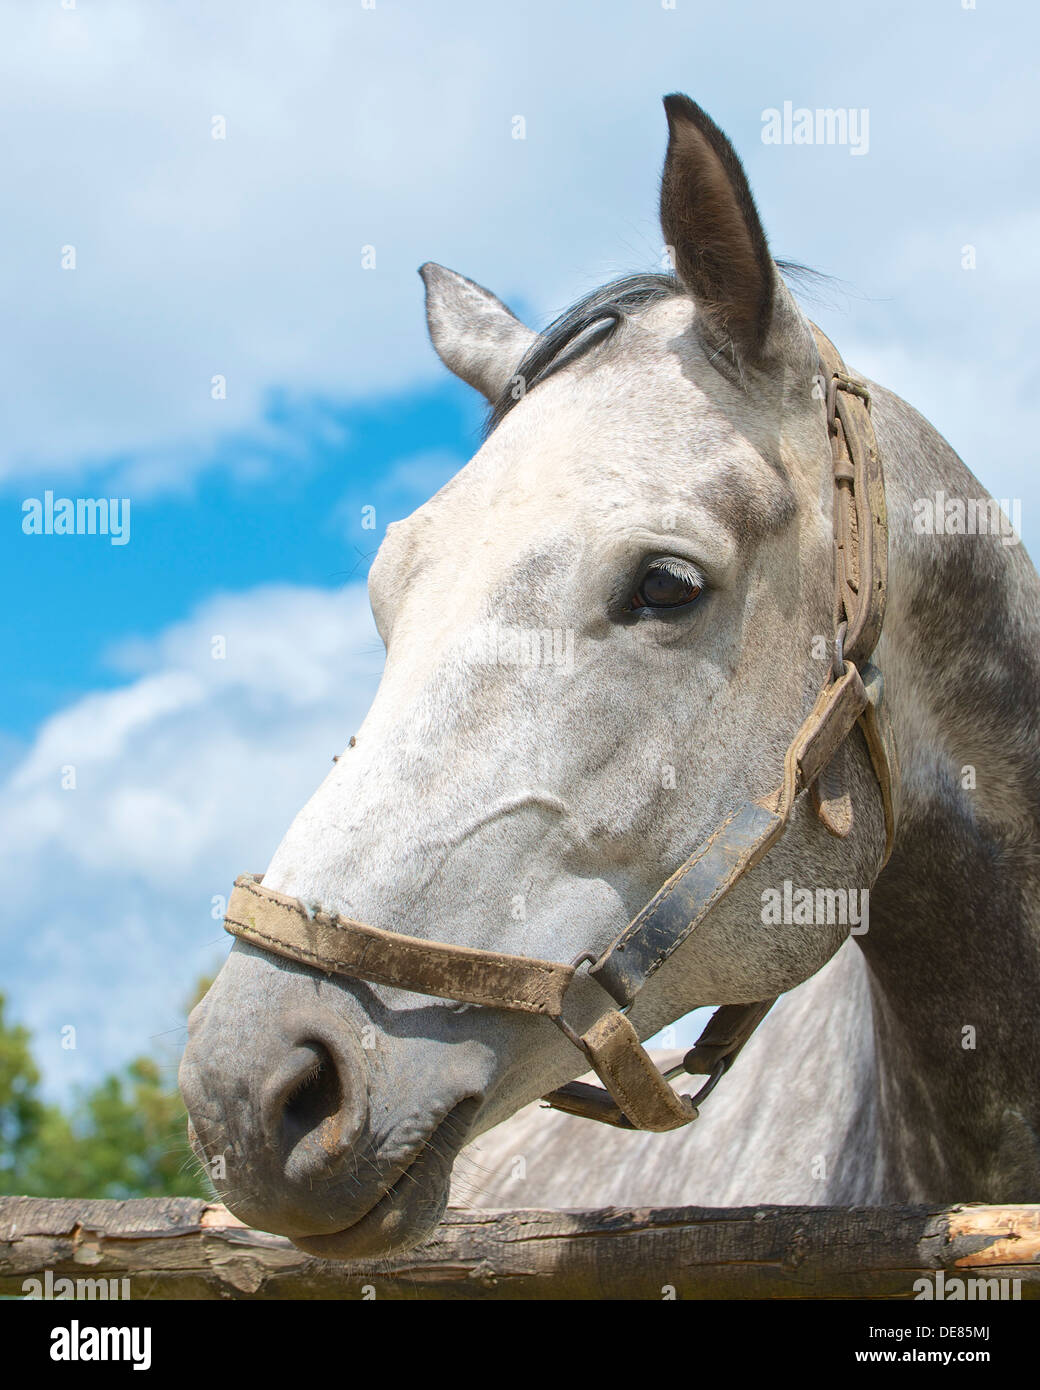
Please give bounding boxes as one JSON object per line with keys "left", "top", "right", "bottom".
{"left": 646, "top": 557, "right": 701, "bottom": 586}
{"left": 629, "top": 557, "right": 705, "bottom": 612}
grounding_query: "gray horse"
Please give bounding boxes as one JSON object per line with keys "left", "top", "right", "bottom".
{"left": 179, "top": 95, "right": 1040, "bottom": 1260}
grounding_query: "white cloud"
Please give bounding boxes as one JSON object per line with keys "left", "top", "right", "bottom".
{"left": 6, "top": 0, "right": 1037, "bottom": 501}
{"left": 1, "top": 0, "right": 577, "bottom": 484}
{"left": 0, "top": 582, "right": 381, "bottom": 1096}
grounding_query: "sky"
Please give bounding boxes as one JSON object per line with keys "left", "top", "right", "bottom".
{"left": 2, "top": 0, "right": 1037, "bottom": 1099}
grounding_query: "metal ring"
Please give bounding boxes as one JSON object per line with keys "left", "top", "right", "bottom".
{"left": 832, "top": 620, "right": 848, "bottom": 681}
{"left": 552, "top": 1012, "right": 592, "bottom": 1060}
{"left": 683, "top": 1058, "right": 727, "bottom": 1108}
{"left": 568, "top": 950, "right": 631, "bottom": 1013}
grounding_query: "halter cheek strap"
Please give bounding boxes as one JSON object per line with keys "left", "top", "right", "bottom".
{"left": 223, "top": 323, "right": 900, "bottom": 1133}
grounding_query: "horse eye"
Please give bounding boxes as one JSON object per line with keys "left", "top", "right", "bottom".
{"left": 631, "top": 559, "right": 703, "bottom": 611}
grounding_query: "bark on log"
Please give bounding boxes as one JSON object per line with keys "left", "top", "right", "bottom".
{"left": 1, "top": 1197, "right": 1038, "bottom": 1300}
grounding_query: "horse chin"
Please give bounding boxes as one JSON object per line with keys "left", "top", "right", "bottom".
{"left": 288, "top": 1160, "right": 453, "bottom": 1262}
{"left": 287, "top": 1097, "right": 475, "bottom": 1261}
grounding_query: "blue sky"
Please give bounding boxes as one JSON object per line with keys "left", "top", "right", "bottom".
{"left": 2, "top": 0, "right": 1037, "bottom": 1097}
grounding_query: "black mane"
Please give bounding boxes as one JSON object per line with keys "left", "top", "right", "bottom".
{"left": 485, "top": 272, "right": 679, "bottom": 437}
{"left": 483, "top": 260, "right": 830, "bottom": 437}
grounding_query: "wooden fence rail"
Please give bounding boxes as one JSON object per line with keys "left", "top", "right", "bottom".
{"left": 1, "top": 1197, "right": 1038, "bottom": 1300}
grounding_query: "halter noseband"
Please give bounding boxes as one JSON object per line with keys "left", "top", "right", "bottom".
{"left": 223, "top": 324, "right": 899, "bottom": 1133}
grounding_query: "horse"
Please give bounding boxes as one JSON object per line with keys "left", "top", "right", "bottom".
{"left": 179, "top": 95, "right": 1040, "bottom": 1261}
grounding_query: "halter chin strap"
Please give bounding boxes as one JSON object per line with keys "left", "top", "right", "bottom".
{"left": 223, "top": 323, "right": 900, "bottom": 1133}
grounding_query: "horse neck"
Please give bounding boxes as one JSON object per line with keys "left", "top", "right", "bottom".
{"left": 855, "top": 380, "right": 1040, "bottom": 1200}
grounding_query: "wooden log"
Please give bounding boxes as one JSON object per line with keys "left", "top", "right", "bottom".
{"left": 1, "top": 1196, "right": 1038, "bottom": 1300}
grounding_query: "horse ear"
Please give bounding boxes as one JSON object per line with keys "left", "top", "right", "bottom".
{"left": 419, "top": 263, "right": 537, "bottom": 402}
{"left": 659, "top": 95, "right": 777, "bottom": 364}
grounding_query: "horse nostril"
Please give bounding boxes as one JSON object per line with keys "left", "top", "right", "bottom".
{"left": 262, "top": 1030, "right": 369, "bottom": 1181}
{"left": 283, "top": 1043, "right": 340, "bottom": 1147}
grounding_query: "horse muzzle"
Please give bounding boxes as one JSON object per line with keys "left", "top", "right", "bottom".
{"left": 178, "top": 954, "right": 483, "bottom": 1253}
{"left": 179, "top": 988, "right": 374, "bottom": 1238}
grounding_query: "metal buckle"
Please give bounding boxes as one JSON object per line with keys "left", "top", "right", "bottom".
{"left": 570, "top": 949, "right": 629, "bottom": 1011}
{"left": 552, "top": 948, "right": 630, "bottom": 1059}
{"left": 554, "top": 948, "right": 728, "bottom": 1112}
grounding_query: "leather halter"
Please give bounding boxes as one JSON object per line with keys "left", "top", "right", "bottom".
{"left": 223, "top": 323, "right": 900, "bottom": 1133}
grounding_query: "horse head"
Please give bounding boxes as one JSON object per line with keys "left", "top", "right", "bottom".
{"left": 180, "top": 96, "right": 893, "bottom": 1257}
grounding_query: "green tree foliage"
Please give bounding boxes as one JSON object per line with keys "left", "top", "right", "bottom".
{"left": 0, "top": 982, "right": 214, "bottom": 1200}
{"left": 0, "top": 995, "right": 48, "bottom": 1188}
